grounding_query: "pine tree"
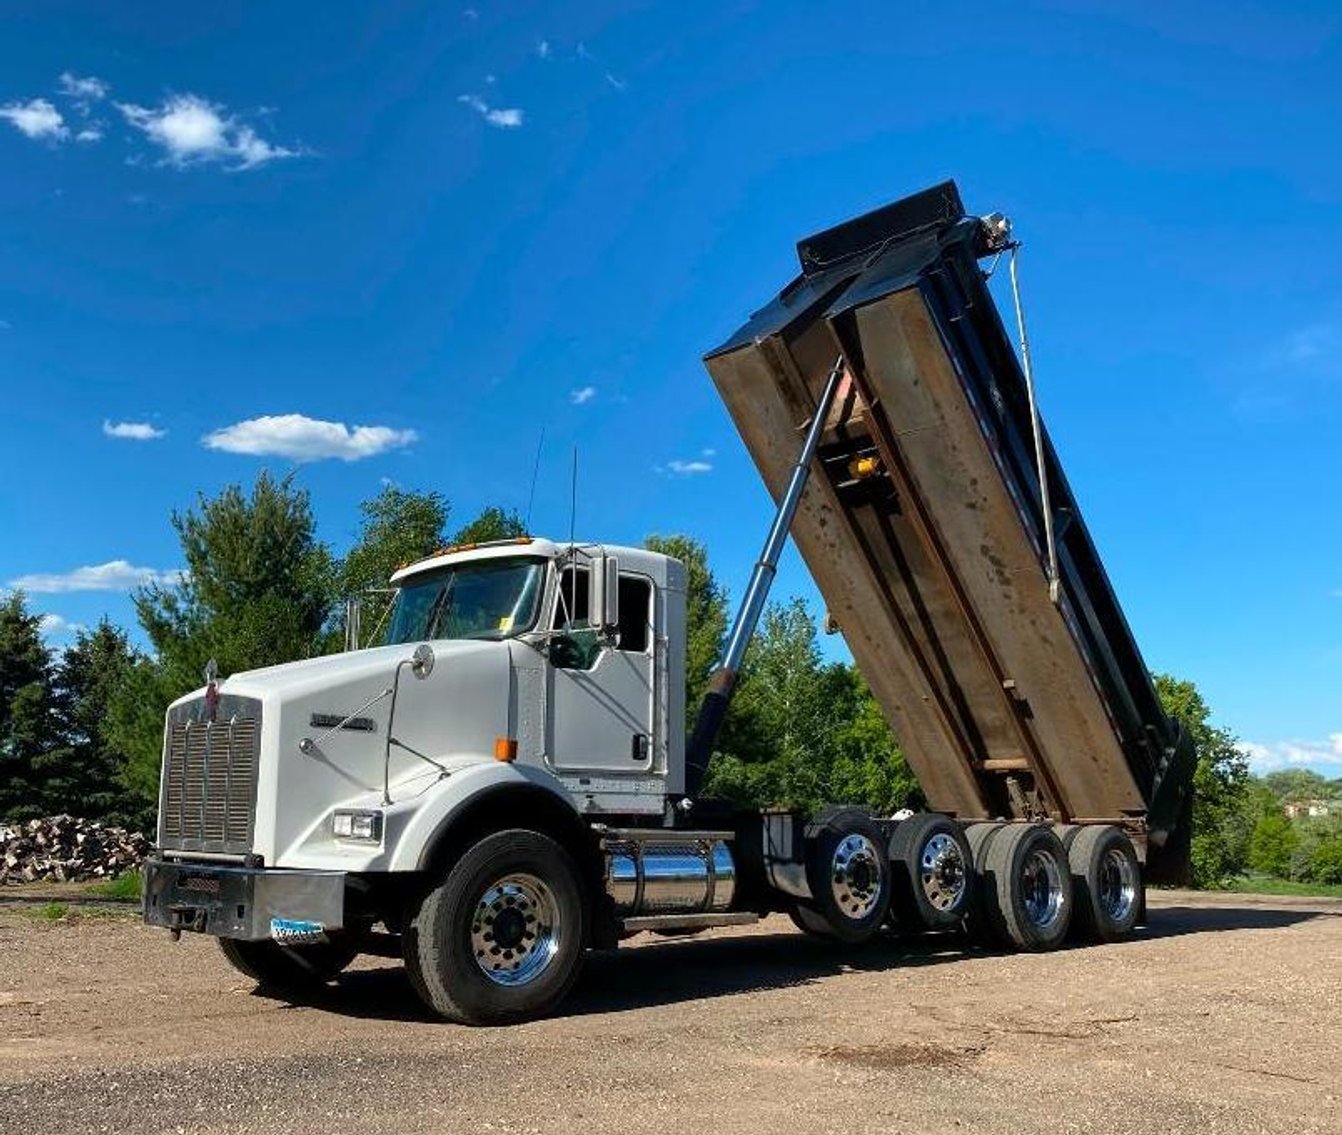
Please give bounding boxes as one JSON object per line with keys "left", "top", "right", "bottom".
{"left": 35, "top": 621, "right": 141, "bottom": 825}
{"left": 0, "top": 592, "right": 55, "bottom": 822}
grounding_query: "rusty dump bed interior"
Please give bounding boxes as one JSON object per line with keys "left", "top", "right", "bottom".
{"left": 705, "top": 181, "right": 1194, "bottom": 878}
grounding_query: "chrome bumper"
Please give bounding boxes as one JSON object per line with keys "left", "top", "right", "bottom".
{"left": 142, "top": 857, "right": 345, "bottom": 941}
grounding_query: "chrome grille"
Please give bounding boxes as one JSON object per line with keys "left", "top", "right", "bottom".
{"left": 159, "top": 697, "right": 261, "bottom": 855}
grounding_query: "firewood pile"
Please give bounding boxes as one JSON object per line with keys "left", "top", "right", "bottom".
{"left": 0, "top": 816, "right": 153, "bottom": 884}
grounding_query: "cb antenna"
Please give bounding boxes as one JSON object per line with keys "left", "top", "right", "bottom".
{"left": 524, "top": 426, "right": 546, "bottom": 533}
{"left": 568, "top": 446, "right": 578, "bottom": 548}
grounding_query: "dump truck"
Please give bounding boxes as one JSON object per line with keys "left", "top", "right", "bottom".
{"left": 143, "top": 181, "right": 1194, "bottom": 1024}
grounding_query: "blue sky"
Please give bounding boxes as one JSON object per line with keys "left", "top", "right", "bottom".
{"left": 1, "top": 2, "right": 1338, "bottom": 774}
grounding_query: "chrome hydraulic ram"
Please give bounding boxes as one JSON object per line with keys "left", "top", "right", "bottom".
{"left": 682, "top": 354, "right": 845, "bottom": 800}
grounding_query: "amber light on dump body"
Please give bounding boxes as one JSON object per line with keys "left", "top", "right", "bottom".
{"left": 494, "top": 737, "right": 518, "bottom": 762}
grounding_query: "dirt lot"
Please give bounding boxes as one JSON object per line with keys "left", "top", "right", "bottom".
{"left": 0, "top": 890, "right": 1338, "bottom": 1135}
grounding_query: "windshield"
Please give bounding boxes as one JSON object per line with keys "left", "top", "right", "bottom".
{"left": 387, "top": 557, "right": 546, "bottom": 645}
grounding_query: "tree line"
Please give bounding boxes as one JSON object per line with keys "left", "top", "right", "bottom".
{"left": 2, "top": 472, "right": 1336, "bottom": 890}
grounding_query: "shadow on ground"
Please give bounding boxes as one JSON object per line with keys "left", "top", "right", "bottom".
{"left": 264, "top": 900, "right": 1335, "bottom": 1024}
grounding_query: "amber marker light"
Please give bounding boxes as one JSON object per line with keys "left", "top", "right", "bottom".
{"left": 494, "top": 737, "right": 519, "bottom": 762}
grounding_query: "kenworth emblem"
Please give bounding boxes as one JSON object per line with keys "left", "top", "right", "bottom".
{"left": 309, "top": 713, "right": 377, "bottom": 732}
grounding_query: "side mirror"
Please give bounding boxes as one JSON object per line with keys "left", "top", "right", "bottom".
{"left": 589, "top": 553, "right": 620, "bottom": 634}
{"left": 411, "top": 643, "right": 435, "bottom": 679}
{"left": 344, "top": 597, "right": 363, "bottom": 652}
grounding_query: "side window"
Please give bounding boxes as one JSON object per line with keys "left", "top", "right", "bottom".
{"left": 553, "top": 566, "right": 590, "bottom": 630}
{"left": 616, "top": 575, "right": 651, "bottom": 653}
{"left": 551, "top": 566, "right": 598, "bottom": 670}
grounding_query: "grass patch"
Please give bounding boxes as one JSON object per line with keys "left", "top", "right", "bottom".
{"left": 1222, "top": 875, "right": 1342, "bottom": 900}
{"left": 88, "top": 870, "right": 142, "bottom": 900}
{"left": 21, "top": 900, "right": 136, "bottom": 924}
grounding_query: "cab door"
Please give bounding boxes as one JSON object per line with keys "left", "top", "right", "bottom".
{"left": 547, "top": 565, "right": 656, "bottom": 774}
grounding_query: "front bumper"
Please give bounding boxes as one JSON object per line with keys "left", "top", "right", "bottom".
{"left": 142, "top": 857, "right": 345, "bottom": 941}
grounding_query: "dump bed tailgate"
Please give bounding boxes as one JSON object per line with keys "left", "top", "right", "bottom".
{"left": 705, "top": 182, "right": 1192, "bottom": 875}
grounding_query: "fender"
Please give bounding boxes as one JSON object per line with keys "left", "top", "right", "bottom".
{"left": 389, "top": 759, "right": 583, "bottom": 873}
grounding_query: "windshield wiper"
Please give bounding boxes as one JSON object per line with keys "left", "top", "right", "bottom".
{"left": 421, "top": 576, "right": 457, "bottom": 639}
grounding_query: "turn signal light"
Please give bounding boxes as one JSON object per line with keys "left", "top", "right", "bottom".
{"left": 494, "top": 737, "right": 519, "bottom": 762}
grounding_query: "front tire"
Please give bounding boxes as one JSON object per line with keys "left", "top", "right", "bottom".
{"left": 404, "top": 829, "right": 587, "bottom": 1025}
{"left": 219, "top": 933, "right": 358, "bottom": 990}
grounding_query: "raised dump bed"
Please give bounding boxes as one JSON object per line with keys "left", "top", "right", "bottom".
{"left": 705, "top": 181, "right": 1193, "bottom": 881}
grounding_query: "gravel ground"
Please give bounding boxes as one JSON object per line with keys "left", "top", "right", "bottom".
{"left": 0, "top": 890, "right": 1338, "bottom": 1135}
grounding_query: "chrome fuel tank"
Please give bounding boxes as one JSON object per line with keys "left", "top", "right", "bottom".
{"left": 602, "top": 830, "right": 736, "bottom": 916}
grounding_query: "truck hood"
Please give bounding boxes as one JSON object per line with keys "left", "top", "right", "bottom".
{"left": 197, "top": 639, "right": 520, "bottom": 703}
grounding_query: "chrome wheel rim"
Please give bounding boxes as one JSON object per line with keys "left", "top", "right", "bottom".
{"left": 919, "top": 832, "right": 967, "bottom": 912}
{"left": 831, "top": 833, "right": 885, "bottom": 919}
{"left": 1019, "top": 847, "right": 1064, "bottom": 930}
{"left": 1098, "top": 846, "right": 1138, "bottom": 923}
{"left": 470, "top": 873, "right": 561, "bottom": 987}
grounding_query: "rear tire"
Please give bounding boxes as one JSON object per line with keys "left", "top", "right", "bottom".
{"left": 802, "top": 810, "right": 892, "bottom": 944}
{"left": 961, "top": 822, "right": 1005, "bottom": 944}
{"left": 219, "top": 933, "right": 358, "bottom": 990}
{"left": 1068, "top": 825, "right": 1141, "bottom": 942}
{"left": 888, "top": 814, "right": 973, "bottom": 930}
{"left": 981, "top": 824, "right": 1072, "bottom": 951}
{"left": 403, "top": 829, "right": 586, "bottom": 1025}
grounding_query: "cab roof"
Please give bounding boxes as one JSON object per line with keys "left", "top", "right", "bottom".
{"left": 389, "top": 537, "right": 681, "bottom": 589}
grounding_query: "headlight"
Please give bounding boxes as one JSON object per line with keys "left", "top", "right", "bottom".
{"left": 332, "top": 809, "right": 383, "bottom": 842}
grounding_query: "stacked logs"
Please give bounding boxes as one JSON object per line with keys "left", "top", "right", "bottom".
{"left": 0, "top": 816, "right": 152, "bottom": 884}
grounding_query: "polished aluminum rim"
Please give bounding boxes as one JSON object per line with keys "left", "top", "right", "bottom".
{"left": 470, "top": 873, "right": 560, "bottom": 987}
{"left": 1098, "top": 846, "right": 1138, "bottom": 923}
{"left": 919, "top": 832, "right": 967, "bottom": 912}
{"left": 830, "top": 833, "right": 884, "bottom": 919}
{"left": 1019, "top": 846, "right": 1065, "bottom": 930}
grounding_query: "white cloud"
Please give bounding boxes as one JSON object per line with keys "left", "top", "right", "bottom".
{"left": 118, "top": 94, "right": 302, "bottom": 170}
{"left": 0, "top": 98, "right": 68, "bottom": 141}
{"left": 701, "top": 447, "right": 716, "bottom": 457}
{"left": 10, "top": 560, "right": 183, "bottom": 594}
{"left": 463, "top": 7, "right": 479, "bottom": 20}
{"left": 103, "top": 419, "right": 166, "bottom": 441}
{"left": 458, "top": 93, "right": 524, "bottom": 129}
{"left": 605, "top": 72, "right": 626, "bottom": 91}
{"left": 537, "top": 40, "right": 552, "bottom": 58}
{"left": 664, "top": 459, "right": 713, "bottom": 476}
{"left": 38, "top": 613, "right": 86, "bottom": 639}
{"left": 570, "top": 386, "right": 597, "bottom": 405}
{"left": 58, "top": 73, "right": 108, "bottom": 104}
{"left": 1240, "top": 734, "right": 1342, "bottom": 774}
{"left": 202, "top": 414, "right": 418, "bottom": 462}
{"left": 75, "top": 127, "right": 102, "bottom": 143}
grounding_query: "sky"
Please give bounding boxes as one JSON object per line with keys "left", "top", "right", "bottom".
{"left": 0, "top": 1, "right": 1338, "bottom": 776}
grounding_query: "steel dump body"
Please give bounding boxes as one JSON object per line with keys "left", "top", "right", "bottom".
{"left": 705, "top": 183, "right": 1192, "bottom": 877}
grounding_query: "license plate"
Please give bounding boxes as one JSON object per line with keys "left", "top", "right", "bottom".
{"left": 270, "top": 917, "right": 327, "bottom": 945}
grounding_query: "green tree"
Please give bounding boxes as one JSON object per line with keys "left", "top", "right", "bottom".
{"left": 1306, "top": 837, "right": 1342, "bottom": 885}
{"left": 340, "top": 486, "right": 448, "bottom": 600}
{"left": 0, "top": 592, "right": 54, "bottom": 822}
{"left": 826, "top": 667, "right": 921, "bottom": 815}
{"left": 113, "top": 472, "right": 335, "bottom": 814}
{"left": 33, "top": 621, "right": 142, "bottom": 825}
{"left": 643, "top": 534, "right": 728, "bottom": 732}
{"left": 1262, "top": 768, "right": 1333, "bottom": 803}
{"left": 704, "top": 599, "right": 918, "bottom": 816}
{"left": 1247, "top": 808, "right": 1298, "bottom": 877}
{"left": 451, "top": 506, "right": 526, "bottom": 546}
{"left": 1153, "top": 673, "right": 1251, "bottom": 887}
